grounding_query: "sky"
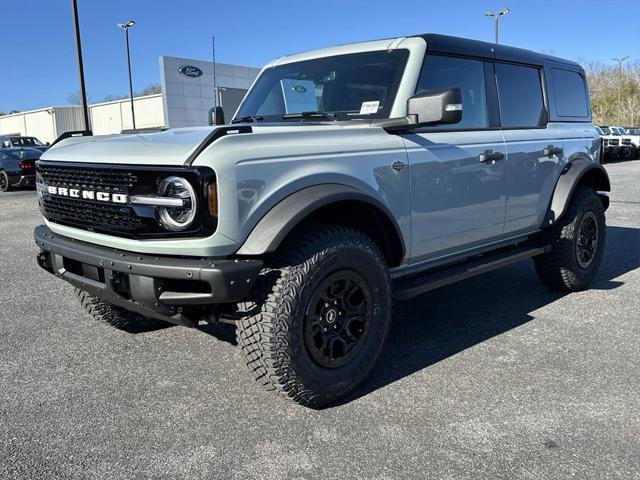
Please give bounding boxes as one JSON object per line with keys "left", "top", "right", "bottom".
{"left": 1, "top": 0, "right": 639, "bottom": 112}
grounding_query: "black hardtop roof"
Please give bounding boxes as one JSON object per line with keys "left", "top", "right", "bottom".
{"left": 414, "top": 33, "right": 582, "bottom": 70}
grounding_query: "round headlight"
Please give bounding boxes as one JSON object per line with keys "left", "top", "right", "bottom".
{"left": 157, "top": 176, "right": 197, "bottom": 231}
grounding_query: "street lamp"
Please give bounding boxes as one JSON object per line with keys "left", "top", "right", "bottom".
{"left": 70, "top": 0, "right": 90, "bottom": 131}
{"left": 117, "top": 20, "right": 136, "bottom": 130}
{"left": 484, "top": 8, "right": 510, "bottom": 44}
{"left": 612, "top": 56, "right": 629, "bottom": 125}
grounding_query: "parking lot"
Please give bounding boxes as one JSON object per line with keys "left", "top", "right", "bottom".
{"left": 0, "top": 160, "right": 638, "bottom": 479}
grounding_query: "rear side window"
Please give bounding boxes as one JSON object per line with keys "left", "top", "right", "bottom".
{"left": 495, "top": 63, "right": 545, "bottom": 128}
{"left": 416, "top": 55, "right": 488, "bottom": 129}
{"left": 551, "top": 68, "right": 589, "bottom": 117}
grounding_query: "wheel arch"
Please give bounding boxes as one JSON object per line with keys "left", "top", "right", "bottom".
{"left": 235, "top": 184, "right": 406, "bottom": 267}
{"left": 548, "top": 158, "right": 610, "bottom": 225}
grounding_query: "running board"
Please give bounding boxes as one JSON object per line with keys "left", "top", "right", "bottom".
{"left": 394, "top": 245, "right": 550, "bottom": 301}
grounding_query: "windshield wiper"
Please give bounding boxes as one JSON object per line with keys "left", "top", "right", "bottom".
{"left": 282, "top": 111, "right": 336, "bottom": 121}
{"left": 231, "top": 115, "right": 264, "bottom": 124}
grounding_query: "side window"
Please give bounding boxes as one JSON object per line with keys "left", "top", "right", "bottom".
{"left": 416, "top": 55, "right": 488, "bottom": 129}
{"left": 551, "top": 68, "right": 589, "bottom": 118}
{"left": 495, "top": 63, "right": 545, "bottom": 128}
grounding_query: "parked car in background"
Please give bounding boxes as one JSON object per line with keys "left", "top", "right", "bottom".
{"left": 0, "top": 147, "right": 41, "bottom": 191}
{"left": 598, "top": 126, "right": 619, "bottom": 162}
{"left": 0, "top": 135, "right": 49, "bottom": 153}
{"left": 609, "top": 126, "right": 635, "bottom": 160}
{"left": 626, "top": 128, "right": 640, "bottom": 157}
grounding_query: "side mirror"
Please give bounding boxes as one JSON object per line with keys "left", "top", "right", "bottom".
{"left": 209, "top": 106, "right": 225, "bottom": 126}
{"left": 46, "top": 142, "right": 51, "bottom": 146}
{"left": 407, "top": 87, "right": 462, "bottom": 127}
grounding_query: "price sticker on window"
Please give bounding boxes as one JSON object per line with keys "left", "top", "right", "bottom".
{"left": 359, "top": 101, "right": 380, "bottom": 115}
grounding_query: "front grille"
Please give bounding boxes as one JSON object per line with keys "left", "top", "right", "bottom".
{"left": 42, "top": 195, "right": 142, "bottom": 232}
{"left": 38, "top": 163, "right": 138, "bottom": 193}
{"left": 622, "top": 139, "right": 631, "bottom": 145}
{"left": 37, "top": 161, "right": 216, "bottom": 239}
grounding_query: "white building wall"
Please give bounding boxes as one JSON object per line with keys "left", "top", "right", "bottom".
{"left": 54, "top": 107, "right": 89, "bottom": 135}
{"left": 89, "top": 94, "right": 164, "bottom": 135}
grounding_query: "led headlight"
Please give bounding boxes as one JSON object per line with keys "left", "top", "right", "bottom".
{"left": 156, "top": 176, "right": 197, "bottom": 231}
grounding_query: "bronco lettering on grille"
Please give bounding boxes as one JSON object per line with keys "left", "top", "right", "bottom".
{"left": 46, "top": 186, "right": 128, "bottom": 204}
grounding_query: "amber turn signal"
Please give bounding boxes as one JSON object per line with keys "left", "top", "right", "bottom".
{"left": 207, "top": 180, "right": 218, "bottom": 217}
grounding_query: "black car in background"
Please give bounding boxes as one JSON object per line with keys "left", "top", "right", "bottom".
{"left": 0, "top": 148, "right": 42, "bottom": 191}
{"left": 0, "top": 135, "right": 49, "bottom": 153}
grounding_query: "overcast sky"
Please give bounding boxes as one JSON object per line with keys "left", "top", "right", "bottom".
{"left": 1, "top": 0, "right": 639, "bottom": 112}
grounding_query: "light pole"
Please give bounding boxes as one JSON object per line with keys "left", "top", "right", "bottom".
{"left": 612, "top": 56, "right": 629, "bottom": 125}
{"left": 117, "top": 20, "right": 136, "bottom": 130}
{"left": 70, "top": 0, "right": 90, "bottom": 131}
{"left": 484, "top": 8, "right": 510, "bottom": 44}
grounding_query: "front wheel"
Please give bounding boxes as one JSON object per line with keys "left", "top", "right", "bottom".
{"left": 236, "top": 225, "right": 392, "bottom": 408}
{"left": 534, "top": 187, "right": 606, "bottom": 291}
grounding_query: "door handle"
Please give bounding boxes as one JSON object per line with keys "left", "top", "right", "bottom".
{"left": 543, "top": 145, "right": 563, "bottom": 157}
{"left": 478, "top": 150, "right": 504, "bottom": 163}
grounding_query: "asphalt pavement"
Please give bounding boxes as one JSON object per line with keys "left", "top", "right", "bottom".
{"left": 1, "top": 160, "right": 638, "bottom": 479}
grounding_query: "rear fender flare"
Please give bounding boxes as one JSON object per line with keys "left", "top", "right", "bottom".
{"left": 548, "top": 158, "right": 610, "bottom": 225}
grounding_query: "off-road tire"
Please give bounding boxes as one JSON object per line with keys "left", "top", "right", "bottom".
{"left": 534, "top": 187, "right": 606, "bottom": 291}
{"left": 236, "top": 225, "right": 393, "bottom": 408}
{"left": 75, "top": 288, "right": 167, "bottom": 333}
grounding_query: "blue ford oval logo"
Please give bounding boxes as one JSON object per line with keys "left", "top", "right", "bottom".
{"left": 293, "top": 85, "right": 307, "bottom": 93}
{"left": 179, "top": 65, "right": 203, "bottom": 78}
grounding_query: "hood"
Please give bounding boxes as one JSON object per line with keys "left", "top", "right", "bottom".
{"left": 39, "top": 123, "right": 355, "bottom": 166}
{"left": 41, "top": 127, "right": 219, "bottom": 166}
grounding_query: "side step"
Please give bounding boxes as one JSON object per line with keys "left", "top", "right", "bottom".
{"left": 394, "top": 245, "right": 550, "bottom": 301}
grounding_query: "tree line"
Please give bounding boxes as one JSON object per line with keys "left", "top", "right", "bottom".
{"left": 585, "top": 60, "right": 639, "bottom": 127}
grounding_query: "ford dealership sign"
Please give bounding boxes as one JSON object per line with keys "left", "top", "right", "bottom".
{"left": 178, "top": 65, "right": 203, "bottom": 78}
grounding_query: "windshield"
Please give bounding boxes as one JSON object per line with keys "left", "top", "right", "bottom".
{"left": 10, "top": 137, "right": 43, "bottom": 146}
{"left": 595, "top": 126, "right": 603, "bottom": 135}
{"left": 235, "top": 50, "right": 409, "bottom": 122}
{"left": 600, "top": 126, "right": 612, "bottom": 135}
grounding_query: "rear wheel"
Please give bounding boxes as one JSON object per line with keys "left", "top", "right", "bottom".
{"left": 0, "top": 171, "right": 13, "bottom": 192}
{"left": 75, "top": 288, "right": 167, "bottom": 333}
{"left": 236, "top": 225, "right": 392, "bottom": 408}
{"left": 534, "top": 187, "right": 606, "bottom": 291}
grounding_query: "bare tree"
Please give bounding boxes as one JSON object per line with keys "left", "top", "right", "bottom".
{"left": 137, "top": 83, "right": 162, "bottom": 96}
{"left": 584, "top": 60, "right": 640, "bottom": 126}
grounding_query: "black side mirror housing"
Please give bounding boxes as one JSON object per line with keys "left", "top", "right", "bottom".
{"left": 407, "top": 87, "right": 462, "bottom": 127}
{"left": 209, "top": 106, "right": 225, "bottom": 126}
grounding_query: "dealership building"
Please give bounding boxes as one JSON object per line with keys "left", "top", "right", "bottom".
{"left": 0, "top": 56, "right": 261, "bottom": 143}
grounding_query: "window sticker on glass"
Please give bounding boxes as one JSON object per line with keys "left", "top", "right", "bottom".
{"left": 359, "top": 101, "right": 380, "bottom": 115}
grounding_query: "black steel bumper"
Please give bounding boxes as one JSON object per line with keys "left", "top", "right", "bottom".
{"left": 34, "top": 225, "right": 263, "bottom": 327}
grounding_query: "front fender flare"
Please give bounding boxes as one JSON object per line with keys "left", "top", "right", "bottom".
{"left": 235, "top": 184, "right": 405, "bottom": 257}
{"left": 548, "top": 158, "right": 610, "bottom": 224}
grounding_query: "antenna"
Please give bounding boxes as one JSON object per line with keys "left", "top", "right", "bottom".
{"left": 212, "top": 35, "right": 218, "bottom": 109}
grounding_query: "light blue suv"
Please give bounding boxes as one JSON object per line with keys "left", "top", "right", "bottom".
{"left": 34, "top": 34, "right": 609, "bottom": 407}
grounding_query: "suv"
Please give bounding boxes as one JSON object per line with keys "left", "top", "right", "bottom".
{"left": 0, "top": 135, "right": 49, "bottom": 152}
{"left": 612, "top": 126, "right": 638, "bottom": 159}
{"left": 34, "top": 34, "right": 609, "bottom": 408}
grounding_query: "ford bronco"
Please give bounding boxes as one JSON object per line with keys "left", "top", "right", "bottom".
{"left": 34, "top": 34, "right": 609, "bottom": 408}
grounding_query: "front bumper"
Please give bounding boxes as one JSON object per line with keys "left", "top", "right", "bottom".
{"left": 34, "top": 225, "right": 263, "bottom": 327}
